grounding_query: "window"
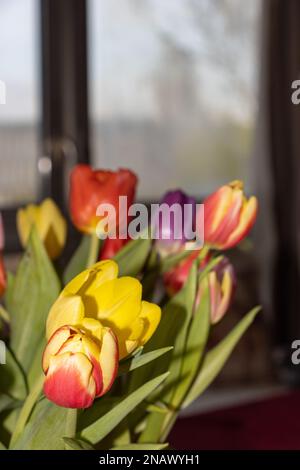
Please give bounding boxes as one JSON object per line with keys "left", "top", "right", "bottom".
{"left": 0, "top": 0, "right": 40, "bottom": 208}
{"left": 88, "top": 0, "right": 261, "bottom": 200}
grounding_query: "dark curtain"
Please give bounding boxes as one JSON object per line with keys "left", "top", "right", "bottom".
{"left": 263, "top": 0, "right": 300, "bottom": 377}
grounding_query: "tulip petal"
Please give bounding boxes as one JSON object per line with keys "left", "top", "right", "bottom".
{"left": 46, "top": 295, "right": 85, "bottom": 340}
{"left": 206, "top": 189, "right": 243, "bottom": 247}
{"left": 44, "top": 352, "right": 96, "bottom": 408}
{"left": 16, "top": 204, "right": 39, "bottom": 247}
{"left": 204, "top": 185, "right": 233, "bottom": 238}
{"left": 88, "top": 277, "right": 142, "bottom": 330}
{"left": 63, "top": 260, "right": 118, "bottom": 297}
{"left": 37, "top": 198, "right": 67, "bottom": 259}
{"left": 98, "top": 328, "right": 119, "bottom": 396}
{"left": 222, "top": 196, "right": 258, "bottom": 249}
{"left": 42, "top": 325, "right": 74, "bottom": 372}
{"left": 137, "top": 301, "right": 162, "bottom": 346}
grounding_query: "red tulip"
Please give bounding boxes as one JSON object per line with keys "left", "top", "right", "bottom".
{"left": 100, "top": 236, "right": 130, "bottom": 260}
{"left": 203, "top": 180, "right": 257, "bottom": 250}
{"left": 69, "top": 164, "right": 137, "bottom": 234}
{"left": 42, "top": 325, "right": 118, "bottom": 408}
{"left": 163, "top": 249, "right": 210, "bottom": 296}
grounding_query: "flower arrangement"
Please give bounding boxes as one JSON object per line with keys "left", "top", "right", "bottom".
{"left": 0, "top": 165, "right": 258, "bottom": 450}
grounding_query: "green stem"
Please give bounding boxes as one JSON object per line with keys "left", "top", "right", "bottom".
{"left": 65, "top": 409, "right": 78, "bottom": 445}
{"left": 9, "top": 373, "right": 44, "bottom": 448}
{"left": 86, "top": 232, "right": 100, "bottom": 268}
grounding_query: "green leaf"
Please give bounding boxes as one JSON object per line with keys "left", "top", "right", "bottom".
{"left": 63, "top": 437, "right": 94, "bottom": 450}
{"left": 161, "top": 262, "right": 197, "bottom": 404}
{"left": 0, "top": 347, "right": 27, "bottom": 400}
{"left": 183, "top": 306, "right": 261, "bottom": 408}
{"left": 63, "top": 235, "right": 91, "bottom": 285}
{"left": 80, "top": 372, "right": 169, "bottom": 445}
{"left": 129, "top": 263, "right": 197, "bottom": 397}
{"left": 141, "top": 250, "right": 192, "bottom": 300}
{"left": 160, "top": 250, "right": 192, "bottom": 274}
{"left": 10, "top": 228, "right": 60, "bottom": 372}
{"left": 118, "top": 347, "right": 173, "bottom": 376}
{"left": 113, "top": 237, "right": 151, "bottom": 277}
{"left": 0, "top": 441, "right": 6, "bottom": 450}
{"left": 4, "top": 271, "right": 15, "bottom": 314}
{"left": 27, "top": 339, "right": 45, "bottom": 390}
{"left": 78, "top": 397, "right": 120, "bottom": 432}
{"left": 138, "top": 263, "right": 197, "bottom": 444}
{"left": 11, "top": 398, "right": 68, "bottom": 450}
{"left": 111, "top": 443, "right": 169, "bottom": 450}
{"left": 171, "top": 276, "right": 210, "bottom": 408}
{"left": 198, "top": 256, "right": 223, "bottom": 282}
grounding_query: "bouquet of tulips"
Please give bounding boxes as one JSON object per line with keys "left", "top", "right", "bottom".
{"left": 0, "top": 165, "right": 259, "bottom": 450}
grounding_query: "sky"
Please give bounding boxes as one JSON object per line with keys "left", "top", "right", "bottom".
{"left": 0, "top": 0, "right": 260, "bottom": 124}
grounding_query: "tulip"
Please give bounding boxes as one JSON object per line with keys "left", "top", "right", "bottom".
{"left": 203, "top": 180, "right": 257, "bottom": 250}
{"left": 0, "top": 214, "right": 6, "bottom": 296}
{"left": 100, "top": 236, "right": 130, "bottom": 260}
{"left": 46, "top": 260, "right": 161, "bottom": 360}
{"left": 16, "top": 198, "right": 67, "bottom": 260}
{"left": 197, "top": 257, "right": 236, "bottom": 324}
{"left": 42, "top": 325, "right": 118, "bottom": 408}
{"left": 155, "top": 190, "right": 196, "bottom": 258}
{"left": 163, "top": 249, "right": 210, "bottom": 296}
{"left": 69, "top": 164, "right": 137, "bottom": 235}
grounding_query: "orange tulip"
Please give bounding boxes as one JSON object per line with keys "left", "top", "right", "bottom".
{"left": 203, "top": 180, "right": 257, "bottom": 250}
{"left": 69, "top": 164, "right": 137, "bottom": 235}
{"left": 42, "top": 325, "right": 118, "bottom": 408}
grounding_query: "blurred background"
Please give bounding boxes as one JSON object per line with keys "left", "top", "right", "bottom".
{"left": 1, "top": 0, "right": 300, "bottom": 449}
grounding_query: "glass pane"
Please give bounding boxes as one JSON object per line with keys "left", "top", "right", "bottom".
{"left": 0, "top": 0, "right": 40, "bottom": 207}
{"left": 89, "top": 0, "right": 261, "bottom": 200}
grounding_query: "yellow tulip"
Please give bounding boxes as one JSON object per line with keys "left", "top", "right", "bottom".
{"left": 16, "top": 198, "right": 67, "bottom": 259}
{"left": 46, "top": 260, "right": 161, "bottom": 359}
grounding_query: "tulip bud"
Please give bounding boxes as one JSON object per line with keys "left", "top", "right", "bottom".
{"left": 42, "top": 325, "right": 118, "bottom": 408}
{"left": 100, "top": 236, "right": 130, "bottom": 260}
{"left": 197, "top": 257, "right": 236, "bottom": 324}
{"left": 69, "top": 164, "right": 137, "bottom": 235}
{"left": 203, "top": 180, "right": 257, "bottom": 250}
{"left": 16, "top": 198, "right": 67, "bottom": 259}
{"left": 163, "top": 249, "right": 210, "bottom": 296}
{"left": 155, "top": 190, "right": 196, "bottom": 258}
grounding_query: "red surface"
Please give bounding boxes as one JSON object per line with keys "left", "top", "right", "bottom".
{"left": 170, "top": 391, "right": 300, "bottom": 450}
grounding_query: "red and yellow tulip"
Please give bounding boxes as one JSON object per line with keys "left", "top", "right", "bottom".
{"left": 42, "top": 325, "right": 118, "bottom": 408}
{"left": 46, "top": 260, "right": 161, "bottom": 361}
{"left": 203, "top": 180, "right": 257, "bottom": 250}
{"left": 197, "top": 257, "right": 236, "bottom": 324}
{"left": 69, "top": 164, "right": 137, "bottom": 235}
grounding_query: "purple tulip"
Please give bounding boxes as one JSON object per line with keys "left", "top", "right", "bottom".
{"left": 154, "top": 189, "right": 196, "bottom": 257}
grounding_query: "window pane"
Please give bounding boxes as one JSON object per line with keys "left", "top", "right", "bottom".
{"left": 0, "top": 0, "right": 40, "bottom": 207}
{"left": 89, "top": 0, "right": 261, "bottom": 199}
